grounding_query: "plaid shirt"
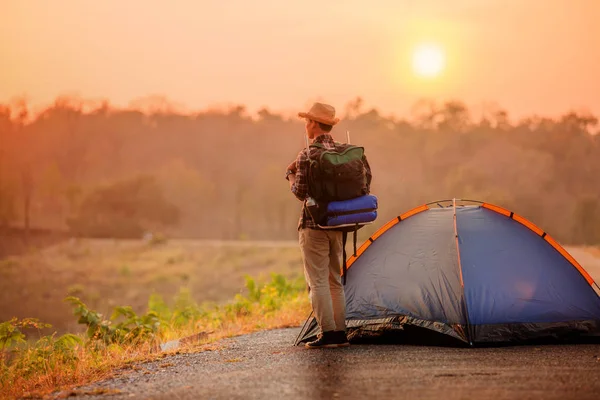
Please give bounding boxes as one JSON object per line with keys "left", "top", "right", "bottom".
{"left": 290, "top": 134, "right": 372, "bottom": 230}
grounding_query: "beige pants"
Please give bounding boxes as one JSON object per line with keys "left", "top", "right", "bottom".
{"left": 299, "top": 228, "right": 346, "bottom": 333}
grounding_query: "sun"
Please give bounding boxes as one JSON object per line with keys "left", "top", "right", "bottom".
{"left": 412, "top": 43, "right": 445, "bottom": 78}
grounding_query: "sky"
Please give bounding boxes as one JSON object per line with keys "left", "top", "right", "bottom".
{"left": 1, "top": 0, "right": 600, "bottom": 120}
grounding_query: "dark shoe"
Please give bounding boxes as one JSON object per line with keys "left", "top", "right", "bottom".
{"left": 333, "top": 330, "right": 350, "bottom": 347}
{"left": 305, "top": 331, "right": 339, "bottom": 349}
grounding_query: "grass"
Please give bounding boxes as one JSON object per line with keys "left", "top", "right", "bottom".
{"left": 0, "top": 238, "right": 313, "bottom": 399}
{"left": 1, "top": 273, "right": 310, "bottom": 399}
{"left": 0, "top": 238, "right": 304, "bottom": 336}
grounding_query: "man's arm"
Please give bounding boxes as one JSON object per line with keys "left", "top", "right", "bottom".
{"left": 289, "top": 150, "right": 309, "bottom": 201}
{"left": 286, "top": 160, "right": 297, "bottom": 173}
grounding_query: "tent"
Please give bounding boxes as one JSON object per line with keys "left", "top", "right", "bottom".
{"left": 295, "top": 199, "right": 600, "bottom": 346}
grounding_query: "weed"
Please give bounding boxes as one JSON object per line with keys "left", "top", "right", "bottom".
{"left": 148, "top": 233, "right": 167, "bottom": 246}
{"left": 64, "top": 297, "right": 160, "bottom": 347}
{"left": 0, "top": 318, "right": 83, "bottom": 395}
{"left": 12, "top": 333, "right": 83, "bottom": 379}
{"left": 119, "top": 265, "right": 132, "bottom": 277}
{"left": 148, "top": 288, "right": 202, "bottom": 330}
{"left": 0, "top": 259, "right": 19, "bottom": 270}
{"left": 0, "top": 318, "right": 51, "bottom": 352}
{"left": 148, "top": 293, "right": 171, "bottom": 323}
{"left": 179, "top": 273, "right": 190, "bottom": 282}
{"left": 172, "top": 288, "right": 202, "bottom": 327}
{"left": 67, "top": 284, "right": 85, "bottom": 297}
{"left": 150, "top": 273, "right": 172, "bottom": 284}
{"left": 166, "top": 254, "right": 184, "bottom": 265}
{"left": 222, "top": 273, "right": 306, "bottom": 318}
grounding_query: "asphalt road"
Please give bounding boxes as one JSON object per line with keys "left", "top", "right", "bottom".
{"left": 63, "top": 327, "right": 600, "bottom": 400}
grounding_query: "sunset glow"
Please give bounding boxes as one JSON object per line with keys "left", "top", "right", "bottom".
{"left": 1, "top": 1, "right": 599, "bottom": 118}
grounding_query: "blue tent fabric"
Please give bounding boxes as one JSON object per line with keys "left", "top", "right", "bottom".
{"left": 456, "top": 207, "right": 600, "bottom": 342}
{"left": 295, "top": 203, "right": 600, "bottom": 346}
{"left": 458, "top": 207, "right": 600, "bottom": 324}
{"left": 344, "top": 209, "right": 466, "bottom": 341}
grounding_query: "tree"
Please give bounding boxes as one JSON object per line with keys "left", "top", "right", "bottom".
{"left": 0, "top": 180, "right": 17, "bottom": 227}
{"left": 10, "top": 98, "right": 33, "bottom": 235}
{"left": 1, "top": 94, "right": 599, "bottom": 243}
{"left": 571, "top": 197, "right": 600, "bottom": 245}
{"left": 66, "top": 175, "right": 180, "bottom": 238}
{"left": 559, "top": 111, "right": 598, "bottom": 135}
{"left": 0, "top": 106, "right": 16, "bottom": 227}
{"left": 343, "top": 97, "right": 364, "bottom": 120}
{"left": 154, "top": 159, "right": 216, "bottom": 238}
{"left": 437, "top": 101, "right": 471, "bottom": 133}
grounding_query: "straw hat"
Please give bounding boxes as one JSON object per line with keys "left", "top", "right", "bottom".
{"left": 298, "top": 102, "right": 340, "bottom": 126}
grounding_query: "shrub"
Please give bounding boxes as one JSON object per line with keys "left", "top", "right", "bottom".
{"left": 1, "top": 318, "right": 82, "bottom": 387}
{"left": 65, "top": 297, "right": 161, "bottom": 346}
{"left": 224, "top": 274, "right": 305, "bottom": 317}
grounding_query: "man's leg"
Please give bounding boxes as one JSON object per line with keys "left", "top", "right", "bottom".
{"left": 299, "top": 228, "right": 338, "bottom": 347}
{"left": 327, "top": 230, "right": 349, "bottom": 346}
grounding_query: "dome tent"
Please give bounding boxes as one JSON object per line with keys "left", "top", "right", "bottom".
{"left": 295, "top": 199, "right": 600, "bottom": 346}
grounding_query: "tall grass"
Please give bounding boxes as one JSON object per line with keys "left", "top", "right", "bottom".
{"left": 0, "top": 273, "right": 309, "bottom": 399}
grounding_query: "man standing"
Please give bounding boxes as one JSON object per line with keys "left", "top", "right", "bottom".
{"left": 286, "top": 102, "right": 350, "bottom": 349}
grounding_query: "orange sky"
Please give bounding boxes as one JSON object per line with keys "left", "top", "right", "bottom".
{"left": 1, "top": 0, "right": 599, "bottom": 120}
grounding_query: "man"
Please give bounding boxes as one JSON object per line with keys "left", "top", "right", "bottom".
{"left": 286, "top": 102, "right": 370, "bottom": 349}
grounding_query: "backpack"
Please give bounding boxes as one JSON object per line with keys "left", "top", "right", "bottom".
{"left": 307, "top": 142, "right": 369, "bottom": 203}
{"left": 303, "top": 141, "right": 377, "bottom": 284}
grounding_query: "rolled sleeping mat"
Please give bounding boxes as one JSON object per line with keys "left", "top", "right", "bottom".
{"left": 326, "top": 194, "right": 378, "bottom": 214}
{"left": 321, "top": 194, "right": 378, "bottom": 228}
{"left": 326, "top": 211, "right": 377, "bottom": 227}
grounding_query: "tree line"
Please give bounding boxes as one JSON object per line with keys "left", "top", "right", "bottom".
{"left": 0, "top": 96, "right": 599, "bottom": 245}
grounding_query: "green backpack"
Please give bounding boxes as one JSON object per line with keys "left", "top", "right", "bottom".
{"left": 307, "top": 142, "right": 369, "bottom": 203}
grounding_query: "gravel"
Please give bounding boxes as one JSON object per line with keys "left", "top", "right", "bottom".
{"left": 58, "top": 327, "right": 600, "bottom": 400}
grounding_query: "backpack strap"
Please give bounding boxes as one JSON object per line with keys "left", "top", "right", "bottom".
{"left": 342, "top": 231, "right": 348, "bottom": 285}
{"left": 341, "top": 225, "right": 359, "bottom": 286}
{"left": 353, "top": 224, "right": 358, "bottom": 257}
